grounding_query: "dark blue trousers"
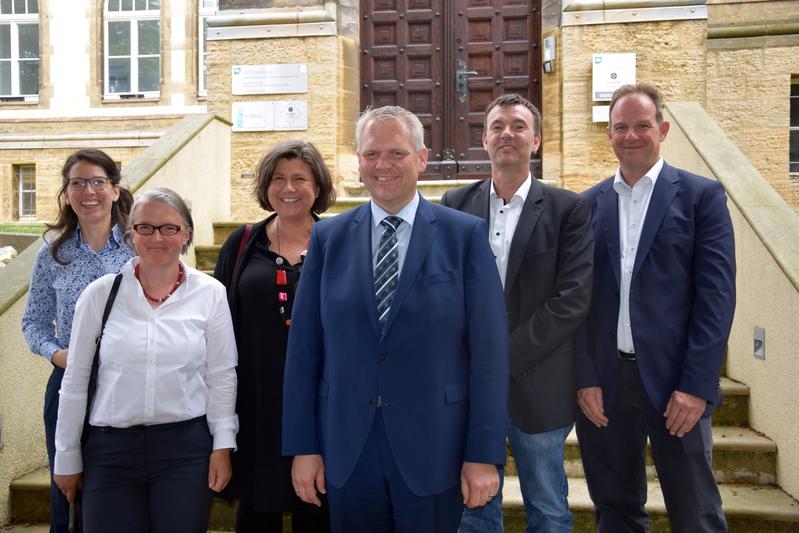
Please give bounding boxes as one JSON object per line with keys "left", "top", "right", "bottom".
{"left": 81, "top": 416, "right": 213, "bottom": 533}
{"left": 326, "top": 412, "right": 463, "bottom": 533}
{"left": 576, "top": 358, "right": 727, "bottom": 533}
{"left": 44, "top": 366, "right": 69, "bottom": 533}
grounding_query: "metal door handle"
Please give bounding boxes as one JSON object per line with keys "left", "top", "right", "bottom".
{"left": 456, "top": 60, "right": 480, "bottom": 103}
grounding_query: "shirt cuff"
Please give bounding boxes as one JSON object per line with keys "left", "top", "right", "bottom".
{"left": 212, "top": 429, "right": 237, "bottom": 451}
{"left": 43, "top": 343, "right": 62, "bottom": 363}
{"left": 54, "top": 450, "right": 83, "bottom": 476}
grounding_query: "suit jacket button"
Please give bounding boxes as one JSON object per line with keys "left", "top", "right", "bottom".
{"left": 377, "top": 354, "right": 386, "bottom": 364}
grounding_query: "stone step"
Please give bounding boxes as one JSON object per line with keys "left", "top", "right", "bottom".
{"left": 503, "top": 476, "right": 799, "bottom": 532}
{"left": 508, "top": 425, "right": 775, "bottom": 485}
{"left": 11, "top": 470, "right": 799, "bottom": 532}
{"left": 9, "top": 467, "right": 239, "bottom": 530}
{"left": 715, "top": 376, "right": 751, "bottom": 426}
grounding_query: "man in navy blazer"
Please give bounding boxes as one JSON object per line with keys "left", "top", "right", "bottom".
{"left": 576, "top": 83, "right": 735, "bottom": 532}
{"left": 282, "top": 106, "right": 509, "bottom": 532}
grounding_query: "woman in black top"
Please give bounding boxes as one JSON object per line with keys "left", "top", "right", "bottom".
{"left": 215, "top": 140, "right": 335, "bottom": 533}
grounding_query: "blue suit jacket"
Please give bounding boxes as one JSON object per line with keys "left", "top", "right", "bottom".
{"left": 282, "top": 196, "right": 509, "bottom": 496}
{"left": 577, "top": 162, "right": 736, "bottom": 415}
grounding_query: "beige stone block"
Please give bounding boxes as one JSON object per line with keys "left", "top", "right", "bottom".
{"left": 739, "top": 74, "right": 799, "bottom": 103}
{"left": 707, "top": 77, "right": 744, "bottom": 101}
{"left": 709, "top": 0, "right": 799, "bottom": 28}
{"left": 639, "top": 50, "right": 706, "bottom": 79}
{"left": 560, "top": 26, "right": 584, "bottom": 55}
{"left": 580, "top": 21, "right": 689, "bottom": 52}
{"left": 764, "top": 45, "right": 799, "bottom": 72}
{"left": 561, "top": 53, "right": 593, "bottom": 82}
{"left": 680, "top": 21, "right": 709, "bottom": 48}
{"left": 713, "top": 48, "right": 765, "bottom": 76}
{"left": 706, "top": 98, "right": 777, "bottom": 131}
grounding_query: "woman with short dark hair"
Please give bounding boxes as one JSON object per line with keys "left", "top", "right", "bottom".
{"left": 215, "top": 140, "right": 335, "bottom": 533}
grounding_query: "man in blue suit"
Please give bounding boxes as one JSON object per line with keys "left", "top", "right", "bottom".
{"left": 576, "top": 83, "right": 735, "bottom": 532}
{"left": 282, "top": 106, "right": 509, "bottom": 532}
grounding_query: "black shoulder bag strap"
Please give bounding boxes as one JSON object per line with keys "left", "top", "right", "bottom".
{"left": 70, "top": 273, "right": 123, "bottom": 533}
{"left": 81, "top": 272, "right": 123, "bottom": 445}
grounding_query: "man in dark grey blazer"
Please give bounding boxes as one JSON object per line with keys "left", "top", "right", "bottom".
{"left": 441, "top": 94, "right": 594, "bottom": 533}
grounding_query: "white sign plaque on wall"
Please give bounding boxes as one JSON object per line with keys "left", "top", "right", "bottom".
{"left": 231, "top": 64, "right": 308, "bottom": 95}
{"left": 232, "top": 100, "right": 308, "bottom": 132}
{"left": 232, "top": 102, "right": 274, "bottom": 131}
{"left": 274, "top": 101, "right": 308, "bottom": 131}
{"left": 592, "top": 53, "right": 636, "bottom": 101}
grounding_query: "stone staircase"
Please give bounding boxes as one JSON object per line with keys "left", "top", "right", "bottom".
{"left": 8, "top": 180, "right": 799, "bottom": 532}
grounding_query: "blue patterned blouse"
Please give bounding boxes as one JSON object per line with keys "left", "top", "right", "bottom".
{"left": 22, "top": 224, "right": 133, "bottom": 362}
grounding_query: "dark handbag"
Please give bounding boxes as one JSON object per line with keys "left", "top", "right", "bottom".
{"left": 67, "top": 273, "right": 123, "bottom": 533}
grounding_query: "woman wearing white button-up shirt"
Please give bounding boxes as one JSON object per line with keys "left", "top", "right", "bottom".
{"left": 54, "top": 187, "right": 238, "bottom": 533}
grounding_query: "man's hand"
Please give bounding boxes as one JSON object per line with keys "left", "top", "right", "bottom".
{"left": 52, "top": 349, "right": 68, "bottom": 369}
{"left": 208, "top": 448, "right": 232, "bottom": 492}
{"left": 54, "top": 473, "right": 82, "bottom": 504}
{"left": 577, "top": 386, "right": 609, "bottom": 428}
{"left": 664, "top": 390, "right": 706, "bottom": 437}
{"left": 460, "top": 461, "right": 499, "bottom": 509}
{"left": 292, "top": 454, "right": 326, "bottom": 506}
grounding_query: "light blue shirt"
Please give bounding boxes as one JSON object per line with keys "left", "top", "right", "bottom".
{"left": 22, "top": 224, "right": 133, "bottom": 362}
{"left": 370, "top": 192, "right": 420, "bottom": 277}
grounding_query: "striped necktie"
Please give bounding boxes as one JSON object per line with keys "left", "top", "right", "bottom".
{"left": 374, "top": 216, "right": 402, "bottom": 332}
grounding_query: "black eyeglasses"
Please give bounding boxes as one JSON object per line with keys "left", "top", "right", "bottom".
{"left": 68, "top": 177, "right": 110, "bottom": 190}
{"left": 132, "top": 223, "right": 182, "bottom": 236}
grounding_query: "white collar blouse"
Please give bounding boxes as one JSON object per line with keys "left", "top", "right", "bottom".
{"left": 54, "top": 257, "right": 239, "bottom": 475}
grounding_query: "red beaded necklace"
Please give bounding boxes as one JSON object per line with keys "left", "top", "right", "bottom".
{"left": 135, "top": 262, "right": 185, "bottom": 303}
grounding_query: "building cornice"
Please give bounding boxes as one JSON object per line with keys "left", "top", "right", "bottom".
{"left": 207, "top": 2, "right": 337, "bottom": 40}
{"left": 562, "top": 0, "right": 707, "bottom": 26}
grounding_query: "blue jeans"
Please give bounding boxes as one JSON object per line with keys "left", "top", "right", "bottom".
{"left": 459, "top": 413, "right": 573, "bottom": 533}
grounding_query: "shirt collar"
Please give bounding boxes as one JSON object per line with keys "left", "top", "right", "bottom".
{"left": 490, "top": 173, "right": 532, "bottom": 205}
{"left": 613, "top": 157, "right": 664, "bottom": 193}
{"left": 75, "top": 222, "right": 124, "bottom": 249}
{"left": 370, "top": 192, "right": 420, "bottom": 229}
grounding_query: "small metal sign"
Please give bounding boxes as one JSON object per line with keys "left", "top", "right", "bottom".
{"left": 592, "top": 53, "right": 636, "bottom": 101}
{"left": 232, "top": 100, "right": 308, "bottom": 132}
{"left": 232, "top": 64, "right": 308, "bottom": 95}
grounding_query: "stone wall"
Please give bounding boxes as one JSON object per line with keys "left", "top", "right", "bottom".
{"left": 664, "top": 101, "right": 799, "bottom": 499}
{"left": 0, "top": 117, "right": 183, "bottom": 222}
{"left": 705, "top": 0, "right": 799, "bottom": 213}
{"left": 205, "top": 34, "right": 349, "bottom": 221}
{"left": 557, "top": 19, "right": 707, "bottom": 192}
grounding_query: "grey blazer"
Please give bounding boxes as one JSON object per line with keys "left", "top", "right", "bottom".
{"left": 441, "top": 177, "right": 594, "bottom": 433}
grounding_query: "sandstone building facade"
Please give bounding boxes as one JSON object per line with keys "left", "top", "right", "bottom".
{"left": 1, "top": 0, "right": 797, "bottom": 220}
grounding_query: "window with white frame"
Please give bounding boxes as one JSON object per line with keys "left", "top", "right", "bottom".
{"left": 104, "top": 0, "right": 161, "bottom": 98}
{"left": 198, "top": 0, "right": 217, "bottom": 96}
{"left": 0, "top": 0, "right": 39, "bottom": 100}
{"left": 14, "top": 164, "right": 35, "bottom": 219}
{"left": 791, "top": 78, "right": 799, "bottom": 175}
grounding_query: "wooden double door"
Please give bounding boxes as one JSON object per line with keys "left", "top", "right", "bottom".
{"left": 360, "top": 0, "right": 542, "bottom": 180}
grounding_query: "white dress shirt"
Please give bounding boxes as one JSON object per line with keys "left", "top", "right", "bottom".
{"left": 370, "top": 192, "right": 420, "bottom": 276}
{"left": 614, "top": 157, "right": 664, "bottom": 353}
{"left": 54, "top": 257, "right": 239, "bottom": 475}
{"left": 489, "top": 174, "right": 532, "bottom": 288}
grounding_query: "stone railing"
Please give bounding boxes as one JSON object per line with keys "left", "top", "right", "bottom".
{"left": 663, "top": 101, "right": 799, "bottom": 499}
{"left": 0, "top": 113, "right": 231, "bottom": 525}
